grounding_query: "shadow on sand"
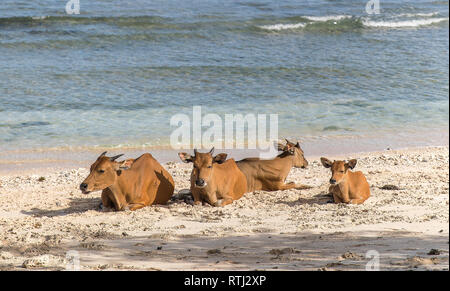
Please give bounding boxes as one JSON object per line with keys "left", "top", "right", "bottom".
{"left": 65, "top": 230, "right": 449, "bottom": 271}
{"left": 21, "top": 197, "right": 101, "bottom": 217}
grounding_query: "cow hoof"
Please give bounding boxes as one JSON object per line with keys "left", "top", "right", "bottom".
{"left": 214, "top": 200, "right": 223, "bottom": 207}
{"left": 98, "top": 202, "right": 104, "bottom": 210}
{"left": 101, "top": 207, "right": 114, "bottom": 212}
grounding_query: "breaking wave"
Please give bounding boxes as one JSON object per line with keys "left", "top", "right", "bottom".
{"left": 258, "top": 12, "right": 448, "bottom": 31}
{"left": 363, "top": 17, "right": 448, "bottom": 28}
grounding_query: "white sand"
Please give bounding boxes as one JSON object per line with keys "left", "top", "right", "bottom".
{"left": 0, "top": 146, "right": 448, "bottom": 270}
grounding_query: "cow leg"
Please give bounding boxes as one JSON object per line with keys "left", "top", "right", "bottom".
{"left": 107, "top": 191, "right": 128, "bottom": 211}
{"left": 349, "top": 196, "right": 367, "bottom": 205}
{"left": 101, "top": 189, "right": 115, "bottom": 212}
{"left": 215, "top": 197, "right": 233, "bottom": 207}
{"left": 327, "top": 185, "right": 340, "bottom": 203}
{"left": 125, "top": 203, "right": 146, "bottom": 211}
{"left": 192, "top": 191, "right": 203, "bottom": 206}
{"left": 273, "top": 182, "right": 296, "bottom": 191}
{"left": 207, "top": 192, "right": 219, "bottom": 206}
{"left": 265, "top": 181, "right": 309, "bottom": 191}
{"left": 332, "top": 193, "right": 343, "bottom": 203}
{"left": 294, "top": 183, "right": 313, "bottom": 190}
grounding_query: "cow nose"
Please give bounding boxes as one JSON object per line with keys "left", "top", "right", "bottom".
{"left": 195, "top": 179, "right": 205, "bottom": 187}
{"left": 80, "top": 183, "right": 88, "bottom": 191}
{"left": 329, "top": 179, "right": 336, "bottom": 184}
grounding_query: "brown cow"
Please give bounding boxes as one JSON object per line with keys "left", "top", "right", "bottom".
{"left": 80, "top": 151, "right": 174, "bottom": 211}
{"left": 236, "top": 139, "right": 310, "bottom": 192}
{"left": 178, "top": 148, "right": 247, "bottom": 207}
{"left": 320, "top": 157, "right": 370, "bottom": 204}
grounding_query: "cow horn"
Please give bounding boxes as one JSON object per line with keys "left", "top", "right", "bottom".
{"left": 285, "top": 138, "right": 291, "bottom": 144}
{"left": 100, "top": 151, "right": 107, "bottom": 157}
{"left": 194, "top": 148, "right": 198, "bottom": 156}
{"left": 209, "top": 147, "right": 215, "bottom": 155}
{"left": 110, "top": 154, "right": 124, "bottom": 161}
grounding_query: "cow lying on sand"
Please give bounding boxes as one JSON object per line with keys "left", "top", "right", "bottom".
{"left": 320, "top": 157, "right": 370, "bottom": 204}
{"left": 178, "top": 148, "right": 247, "bottom": 207}
{"left": 80, "top": 152, "right": 175, "bottom": 211}
{"left": 236, "top": 139, "right": 310, "bottom": 192}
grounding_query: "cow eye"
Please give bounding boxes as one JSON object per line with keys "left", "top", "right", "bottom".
{"left": 340, "top": 170, "right": 344, "bottom": 173}
{"left": 98, "top": 169, "right": 105, "bottom": 173}
{"left": 207, "top": 165, "right": 212, "bottom": 168}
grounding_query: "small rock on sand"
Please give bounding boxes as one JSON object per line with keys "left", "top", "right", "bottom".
{"left": 427, "top": 249, "right": 441, "bottom": 256}
{"left": 379, "top": 184, "right": 401, "bottom": 190}
{"left": 269, "top": 248, "right": 298, "bottom": 256}
{"left": 207, "top": 249, "right": 222, "bottom": 255}
{"left": 339, "top": 252, "right": 363, "bottom": 260}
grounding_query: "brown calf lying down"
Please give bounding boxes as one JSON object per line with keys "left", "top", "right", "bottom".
{"left": 236, "top": 139, "right": 310, "bottom": 192}
{"left": 320, "top": 158, "right": 370, "bottom": 204}
{"left": 80, "top": 152, "right": 175, "bottom": 211}
{"left": 179, "top": 148, "right": 247, "bottom": 207}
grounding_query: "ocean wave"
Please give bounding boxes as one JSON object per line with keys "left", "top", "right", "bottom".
{"left": 303, "top": 15, "right": 351, "bottom": 22}
{"left": 396, "top": 12, "right": 439, "bottom": 18}
{"left": 258, "top": 22, "right": 306, "bottom": 31}
{"left": 258, "top": 17, "right": 362, "bottom": 32}
{"left": 258, "top": 14, "right": 448, "bottom": 31}
{"left": 363, "top": 17, "right": 448, "bottom": 28}
{"left": 0, "top": 15, "right": 167, "bottom": 28}
{"left": 258, "top": 15, "right": 352, "bottom": 31}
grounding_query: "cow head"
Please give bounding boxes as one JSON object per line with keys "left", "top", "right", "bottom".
{"left": 178, "top": 147, "right": 227, "bottom": 188}
{"left": 320, "top": 157, "right": 357, "bottom": 185}
{"left": 277, "top": 139, "right": 308, "bottom": 168}
{"left": 79, "top": 152, "right": 133, "bottom": 194}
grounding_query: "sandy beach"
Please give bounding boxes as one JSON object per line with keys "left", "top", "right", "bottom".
{"left": 0, "top": 146, "right": 448, "bottom": 271}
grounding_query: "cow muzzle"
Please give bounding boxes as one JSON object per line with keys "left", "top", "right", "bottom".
{"left": 79, "top": 183, "right": 91, "bottom": 194}
{"left": 195, "top": 178, "right": 207, "bottom": 188}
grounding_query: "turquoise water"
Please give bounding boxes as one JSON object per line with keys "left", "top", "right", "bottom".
{"left": 0, "top": 0, "right": 448, "bottom": 151}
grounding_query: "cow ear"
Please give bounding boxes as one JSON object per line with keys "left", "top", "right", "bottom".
{"left": 284, "top": 141, "right": 295, "bottom": 154}
{"left": 320, "top": 157, "right": 333, "bottom": 168}
{"left": 295, "top": 142, "right": 300, "bottom": 148}
{"left": 346, "top": 159, "right": 357, "bottom": 170}
{"left": 178, "top": 152, "right": 193, "bottom": 163}
{"left": 277, "top": 143, "right": 285, "bottom": 152}
{"left": 97, "top": 151, "right": 107, "bottom": 159}
{"left": 213, "top": 153, "right": 227, "bottom": 164}
{"left": 119, "top": 159, "right": 134, "bottom": 170}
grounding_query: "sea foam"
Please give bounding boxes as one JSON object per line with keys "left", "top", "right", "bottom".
{"left": 363, "top": 17, "right": 448, "bottom": 28}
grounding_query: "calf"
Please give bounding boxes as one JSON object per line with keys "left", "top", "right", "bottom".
{"left": 178, "top": 148, "right": 247, "bottom": 207}
{"left": 80, "top": 151, "right": 175, "bottom": 211}
{"left": 320, "top": 157, "right": 370, "bottom": 204}
{"left": 236, "top": 139, "right": 310, "bottom": 192}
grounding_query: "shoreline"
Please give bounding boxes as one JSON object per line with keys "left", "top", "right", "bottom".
{"left": 0, "top": 127, "right": 448, "bottom": 175}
